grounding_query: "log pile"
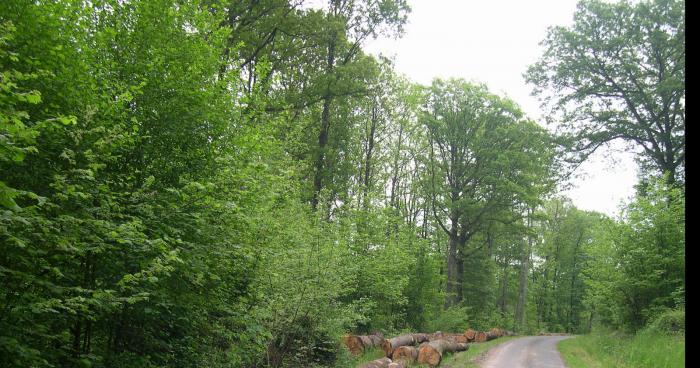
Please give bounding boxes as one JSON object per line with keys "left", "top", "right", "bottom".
{"left": 474, "top": 330, "right": 488, "bottom": 343}
{"left": 391, "top": 345, "right": 419, "bottom": 364}
{"left": 380, "top": 333, "right": 429, "bottom": 356}
{"left": 417, "top": 339, "right": 469, "bottom": 366}
{"left": 346, "top": 327, "right": 515, "bottom": 367}
{"left": 343, "top": 332, "right": 384, "bottom": 356}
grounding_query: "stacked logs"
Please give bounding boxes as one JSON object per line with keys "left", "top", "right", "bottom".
{"left": 342, "top": 332, "right": 384, "bottom": 356}
{"left": 417, "top": 339, "right": 469, "bottom": 366}
{"left": 344, "top": 327, "right": 516, "bottom": 367}
{"left": 380, "top": 333, "right": 429, "bottom": 357}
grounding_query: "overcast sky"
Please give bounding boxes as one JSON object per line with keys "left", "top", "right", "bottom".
{"left": 362, "top": 0, "right": 639, "bottom": 217}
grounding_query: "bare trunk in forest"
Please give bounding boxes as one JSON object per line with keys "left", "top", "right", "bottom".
{"left": 362, "top": 102, "right": 378, "bottom": 210}
{"left": 311, "top": 31, "right": 336, "bottom": 211}
{"left": 445, "top": 228, "right": 461, "bottom": 308}
{"left": 515, "top": 213, "right": 533, "bottom": 329}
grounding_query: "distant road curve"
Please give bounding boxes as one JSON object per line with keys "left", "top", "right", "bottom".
{"left": 477, "top": 335, "right": 573, "bottom": 368}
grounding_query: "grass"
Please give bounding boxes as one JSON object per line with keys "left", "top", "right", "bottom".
{"left": 438, "top": 336, "right": 520, "bottom": 368}
{"left": 334, "top": 346, "right": 384, "bottom": 368}
{"left": 558, "top": 328, "right": 685, "bottom": 368}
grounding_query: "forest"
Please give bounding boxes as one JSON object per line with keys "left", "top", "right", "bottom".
{"left": 0, "top": 0, "right": 684, "bottom": 367}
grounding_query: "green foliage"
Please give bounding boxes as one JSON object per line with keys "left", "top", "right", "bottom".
{"left": 526, "top": 0, "right": 685, "bottom": 183}
{"left": 648, "top": 308, "right": 684, "bottom": 336}
{"left": 582, "top": 177, "right": 684, "bottom": 331}
{"left": 0, "top": 0, "right": 684, "bottom": 367}
{"left": 558, "top": 326, "right": 684, "bottom": 368}
{"left": 427, "top": 306, "right": 471, "bottom": 333}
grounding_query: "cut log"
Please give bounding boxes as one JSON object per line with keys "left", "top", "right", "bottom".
{"left": 360, "top": 334, "right": 384, "bottom": 348}
{"left": 484, "top": 331, "right": 499, "bottom": 341}
{"left": 381, "top": 334, "right": 425, "bottom": 356}
{"left": 417, "top": 339, "right": 469, "bottom": 366}
{"left": 342, "top": 335, "right": 363, "bottom": 356}
{"left": 442, "top": 333, "right": 469, "bottom": 343}
{"left": 342, "top": 333, "right": 383, "bottom": 356}
{"left": 391, "top": 345, "right": 419, "bottom": 364}
{"left": 489, "top": 328, "right": 505, "bottom": 337}
{"left": 359, "top": 357, "right": 392, "bottom": 368}
{"left": 474, "top": 331, "right": 487, "bottom": 343}
{"left": 464, "top": 329, "right": 476, "bottom": 341}
{"left": 412, "top": 333, "right": 430, "bottom": 343}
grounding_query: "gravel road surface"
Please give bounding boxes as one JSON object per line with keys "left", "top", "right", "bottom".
{"left": 478, "top": 335, "right": 572, "bottom": 368}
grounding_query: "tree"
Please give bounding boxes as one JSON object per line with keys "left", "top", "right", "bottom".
{"left": 422, "top": 79, "right": 555, "bottom": 308}
{"left": 309, "top": 0, "right": 410, "bottom": 211}
{"left": 526, "top": 0, "right": 685, "bottom": 185}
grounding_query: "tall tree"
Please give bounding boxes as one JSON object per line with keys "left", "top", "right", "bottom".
{"left": 526, "top": 0, "right": 685, "bottom": 185}
{"left": 422, "top": 79, "right": 555, "bottom": 307}
{"left": 310, "top": 0, "right": 409, "bottom": 211}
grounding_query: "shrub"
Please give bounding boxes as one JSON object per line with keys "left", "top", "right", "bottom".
{"left": 648, "top": 308, "right": 685, "bottom": 335}
{"left": 427, "top": 306, "right": 470, "bottom": 332}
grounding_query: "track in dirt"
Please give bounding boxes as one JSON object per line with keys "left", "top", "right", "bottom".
{"left": 478, "top": 336, "right": 572, "bottom": 368}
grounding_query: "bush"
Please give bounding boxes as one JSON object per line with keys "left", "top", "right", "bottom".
{"left": 648, "top": 308, "right": 685, "bottom": 335}
{"left": 427, "top": 306, "right": 470, "bottom": 332}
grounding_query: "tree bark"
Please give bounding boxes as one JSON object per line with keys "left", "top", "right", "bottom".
{"left": 474, "top": 331, "right": 487, "bottom": 343}
{"left": 391, "top": 345, "right": 418, "bottom": 364}
{"left": 417, "top": 339, "right": 469, "bottom": 366}
{"left": 380, "top": 333, "right": 428, "bottom": 357}
{"left": 445, "top": 223, "right": 462, "bottom": 308}
{"left": 342, "top": 333, "right": 383, "bottom": 356}
{"left": 311, "top": 28, "right": 337, "bottom": 211}
{"left": 515, "top": 211, "right": 533, "bottom": 330}
{"left": 362, "top": 101, "right": 378, "bottom": 210}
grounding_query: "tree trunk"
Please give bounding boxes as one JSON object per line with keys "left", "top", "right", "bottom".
{"left": 568, "top": 232, "right": 584, "bottom": 331}
{"left": 445, "top": 227, "right": 461, "bottom": 308}
{"left": 389, "top": 124, "right": 404, "bottom": 210}
{"left": 499, "top": 259, "right": 509, "bottom": 314}
{"left": 417, "top": 340, "right": 469, "bottom": 366}
{"left": 380, "top": 333, "right": 428, "bottom": 357}
{"left": 311, "top": 29, "right": 337, "bottom": 211}
{"left": 342, "top": 333, "right": 383, "bottom": 356}
{"left": 362, "top": 101, "right": 378, "bottom": 210}
{"left": 428, "top": 332, "right": 468, "bottom": 343}
{"left": 391, "top": 345, "right": 418, "bottom": 364}
{"left": 515, "top": 212, "right": 533, "bottom": 330}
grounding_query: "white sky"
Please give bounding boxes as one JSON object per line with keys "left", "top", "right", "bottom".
{"left": 363, "top": 0, "right": 638, "bottom": 217}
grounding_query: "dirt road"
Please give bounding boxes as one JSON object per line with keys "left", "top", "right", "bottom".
{"left": 477, "top": 335, "right": 572, "bottom": 368}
